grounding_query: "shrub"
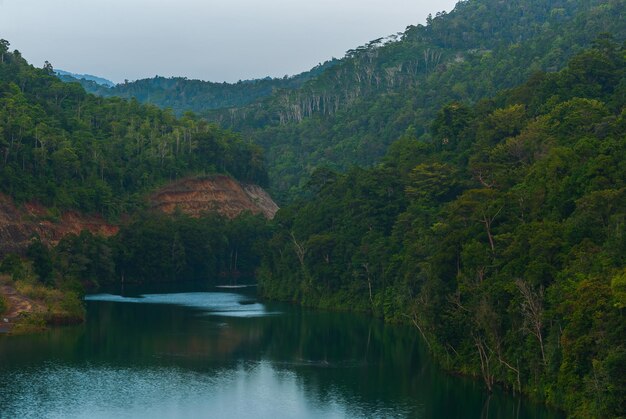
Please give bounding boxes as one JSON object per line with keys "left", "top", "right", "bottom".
{"left": 0, "top": 294, "right": 7, "bottom": 315}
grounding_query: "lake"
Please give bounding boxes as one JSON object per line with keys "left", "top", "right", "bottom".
{"left": 0, "top": 283, "right": 563, "bottom": 418}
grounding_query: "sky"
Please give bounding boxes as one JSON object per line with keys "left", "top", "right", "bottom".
{"left": 0, "top": 0, "right": 458, "bottom": 84}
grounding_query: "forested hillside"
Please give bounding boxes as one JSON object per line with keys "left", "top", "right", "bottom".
{"left": 0, "top": 41, "right": 276, "bottom": 329}
{"left": 61, "top": 60, "right": 337, "bottom": 116}
{"left": 1, "top": 1, "right": 624, "bottom": 414}
{"left": 0, "top": 43, "right": 267, "bottom": 217}
{"left": 212, "top": 0, "right": 625, "bottom": 200}
{"left": 258, "top": 40, "right": 626, "bottom": 417}
{"left": 65, "top": 1, "right": 625, "bottom": 202}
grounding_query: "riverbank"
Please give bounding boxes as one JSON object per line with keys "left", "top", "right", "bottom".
{"left": 0, "top": 283, "right": 41, "bottom": 333}
{"left": 0, "top": 286, "right": 563, "bottom": 418}
{"left": 257, "top": 288, "right": 569, "bottom": 417}
{"left": 0, "top": 277, "right": 84, "bottom": 335}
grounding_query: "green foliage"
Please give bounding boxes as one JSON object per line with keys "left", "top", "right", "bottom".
{"left": 10, "top": 312, "right": 46, "bottom": 335}
{"left": 26, "top": 237, "right": 54, "bottom": 286}
{"left": 259, "top": 41, "right": 626, "bottom": 417}
{"left": 0, "top": 47, "right": 268, "bottom": 216}
{"left": 610, "top": 269, "right": 626, "bottom": 309}
{"left": 1, "top": 1, "right": 624, "bottom": 415}
{"left": 54, "top": 231, "right": 115, "bottom": 288}
{"left": 0, "top": 253, "right": 28, "bottom": 281}
{"left": 197, "top": 0, "right": 626, "bottom": 201}
{"left": 48, "top": 211, "right": 272, "bottom": 286}
{"left": 61, "top": 61, "right": 338, "bottom": 115}
{"left": 122, "top": 211, "right": 270, "bottom": 283}
{"left": 54, "top": 291, "right": 85, "bottom": 323}
{"left": 0, "top": 293, "right": 6, "bottom": 315}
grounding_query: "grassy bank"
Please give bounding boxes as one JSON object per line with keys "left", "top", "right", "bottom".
{"left": 0, "top": 275, "right": 85, "bottom": 335}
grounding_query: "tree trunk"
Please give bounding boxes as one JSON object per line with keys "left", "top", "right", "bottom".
{"left": 516, "top": 279, "right": 546, "bottom": 365}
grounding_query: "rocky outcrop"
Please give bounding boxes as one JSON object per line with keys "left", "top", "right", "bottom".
{"left": 0, "top": 194, "right": 118, "bottom": 257}
{"left": 149, "top": 176, "right": 279, "bottom": 219}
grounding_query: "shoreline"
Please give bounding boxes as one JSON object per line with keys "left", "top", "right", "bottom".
{"left": 0, "top": 281, "right": 84, "bottom": 335}
{"left": 258, "top": 290, "right": 567, "bottom": 417}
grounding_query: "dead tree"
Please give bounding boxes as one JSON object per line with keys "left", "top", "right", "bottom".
{"left": 290, "top": 232, "right": 307, "bottom": 268}
{"left": 516, "top": 279, "right": 546, "bottom": 365}
{"left": 474, "top": 334, "right": 494, "bottom": 392}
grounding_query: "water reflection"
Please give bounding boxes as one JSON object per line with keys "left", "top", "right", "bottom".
{"left": 0, "top": 287, "right": 563, "bottom": 419}
{"left": 85, "top": 292, "right": 274, "bottom": 317}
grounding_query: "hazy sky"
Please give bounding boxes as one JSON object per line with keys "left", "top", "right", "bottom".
{"left": 0, "top": 0, "right": 457, "bottom": 84}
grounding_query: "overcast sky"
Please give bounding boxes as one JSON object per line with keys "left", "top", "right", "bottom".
{"left": 0, "top": 0, "right": 458, "bottom": 84}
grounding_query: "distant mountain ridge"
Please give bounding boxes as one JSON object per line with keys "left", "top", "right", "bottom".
{"left": 58, "top": 60, "right": 338, "bottom": 115}
{"left": 55, "top": 69, "right": 115, "bottom": 87}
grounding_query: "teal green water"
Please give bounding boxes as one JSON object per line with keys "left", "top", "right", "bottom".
{"left": 0, "top": 284, "right": 563, "bottom": 418}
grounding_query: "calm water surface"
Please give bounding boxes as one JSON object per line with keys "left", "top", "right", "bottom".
{"left": 0, "top": 283, "right": 563, "bottom": 418}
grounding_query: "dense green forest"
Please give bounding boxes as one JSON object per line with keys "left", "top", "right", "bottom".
{"left": 0, "top": 40, "right": 274, "bottom": 329}
{"left": 1, "top": 211, "right": 270, "bottom": 289}
{"left": 2, "top": 0, "right": 625, "bottom": 416}
{"left": 59, "top": 60, "right": 337, "bottom": 116}
{"left": 0, "top": 43, "right": 267, "bottom": 217}
{"left": 61, "top": 1, "right": 626, "bottom": 202}
{"left": 0, "top": 210, "right": 271, "bottom": 332}
{"left": 214, "top": 0, "right": 626, "bottom": 200}
{"left": 258, "top": 40, "right": 626, "bottom": 417}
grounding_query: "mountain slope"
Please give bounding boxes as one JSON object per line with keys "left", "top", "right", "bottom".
{"left": 57, "top": 1, "right": 625, "bottom": 202}
{"left": 259, "top": 40, "right": 626, "bottom": 417}
{"left": 150, "top": 175, "right": 278, "bottom": 220}
{"left": 210, "top": 0, "right": 625, "bottom": 200}
{"left": 0, "top": 193, "right": 118, "bottom": 256}
{"left": 61, "top": 60, "right": 338, "bottom": 115}
{"left": 0, "top": 43, "right": 268, "bottom": 217}
{"left": 0, "top": 41, "right": 279, "bottom": 313}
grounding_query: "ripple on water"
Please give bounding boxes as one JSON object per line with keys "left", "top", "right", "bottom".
{"left": 0, "top": 362, "right": 411, "bottom": 419}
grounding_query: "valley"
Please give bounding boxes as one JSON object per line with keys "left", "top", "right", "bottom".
{"left": 0, "top": 0, "right": 624, "bottom": 417}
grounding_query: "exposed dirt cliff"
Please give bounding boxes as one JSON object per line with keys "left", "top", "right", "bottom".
{"left": 149, "top": 176, "right": 279, "bottom": 219}
{"left": 0, "top": 194, "right": 118, "bottom": 257}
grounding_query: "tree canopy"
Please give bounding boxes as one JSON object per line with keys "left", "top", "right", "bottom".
{"left": 258, "top": 40, "right": 626, "bottom": 417}
{"left": 0, "top": 44, "right": 267, "bottom": 217}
